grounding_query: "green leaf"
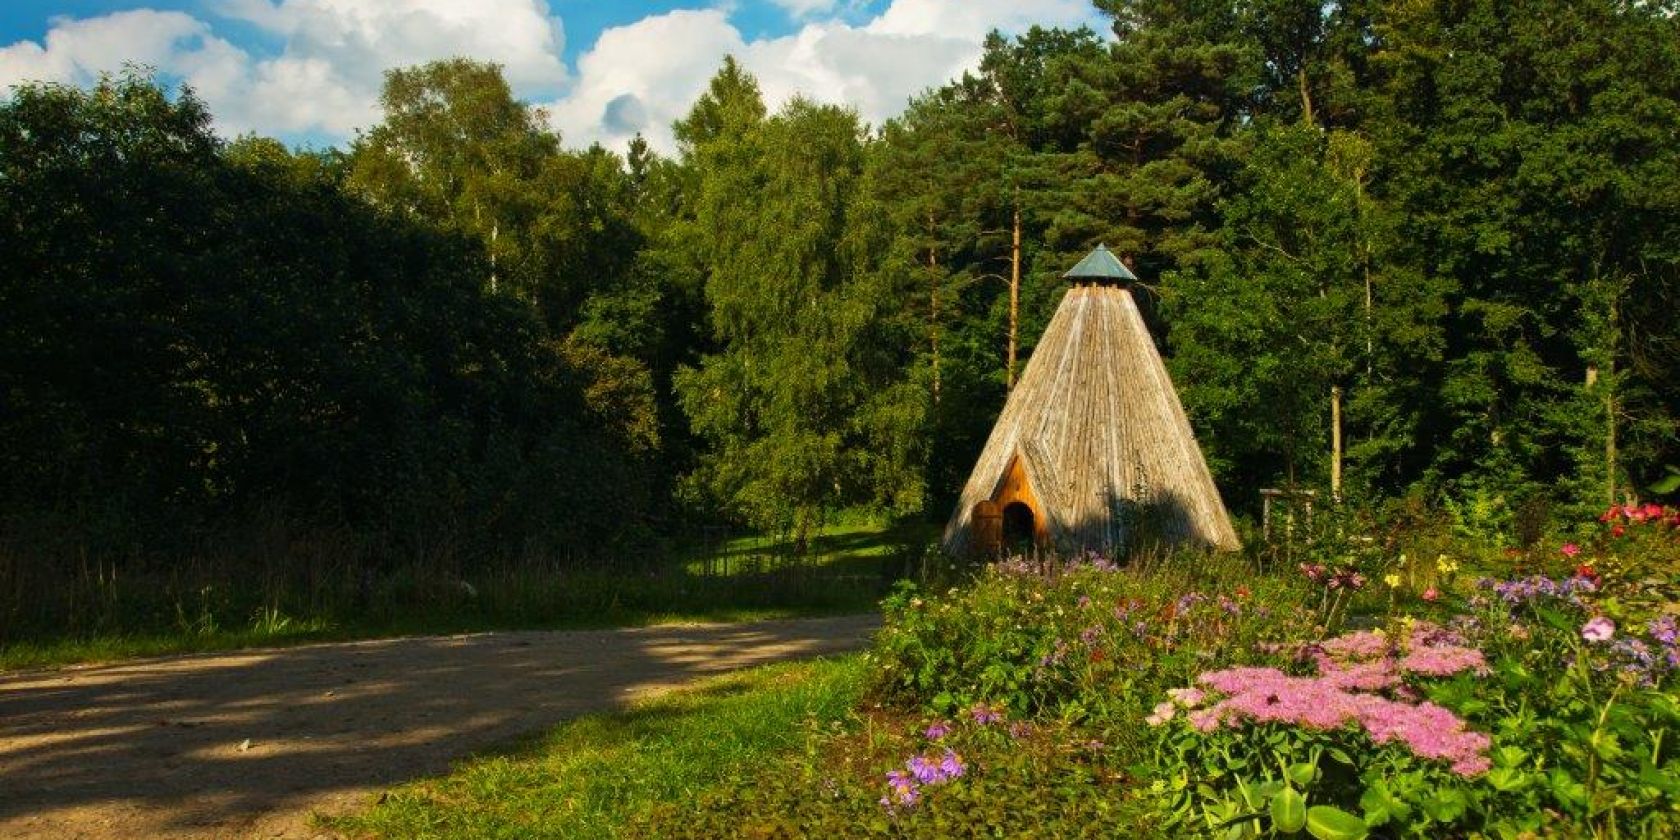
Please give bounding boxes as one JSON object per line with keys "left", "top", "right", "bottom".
{"left": 1493, "top": 746, "right": 1528, "bottom": 768}
{"left": 1271, "top": 786, "right": 1307, "bottom": 834}
{"left": 1285, "top": 763, "right": 1318, "bottom": 786}
{"left": 1358, "top": 784, "right": 1392, "bottom": 827}
{"left": 1305, "top": 806, "right": 1369, "bottom": 840}
{"left": 1649, "top": 467, "right": 1680, "bottom": 495}
{"left": 1421, "top": 789, "right": 1468, "bottom": 822}
{"left": 1486, "top": 767, "right": 1527, "bottom": 792}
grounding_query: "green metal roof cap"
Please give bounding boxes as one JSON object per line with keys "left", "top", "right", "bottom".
{"left": 1062, "top": 243, "right": 1138, "bottom": 284}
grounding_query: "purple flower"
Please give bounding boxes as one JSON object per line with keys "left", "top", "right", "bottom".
{"left": 1582, "top": 616, "right": 1616, "bottom": 643}
{"left": 923, "top": 721, "right": 950, "bottom": 740}
{"left": 938, "top": 749, "right": 965, "bottom": 779}
{"left": 907, "top": 754, "right": 941, "bottom": 784}
{"left": 970, "top": 703, "right": 1003, "bottom": 726}
{"left": 1649, "top": 615, "right": 1678, "bottom": 647}
{"left": 1008, "top": 722, "right": 1033, "bottom": 740}
{"left": 1076, "top": 595, "right": 1092, "bottom": 609}
{"left": 883, "top": 769, "right": 920, "bottom": 808}
{"left": 1079, "top": 625, "right": 1102, "bottom": 645}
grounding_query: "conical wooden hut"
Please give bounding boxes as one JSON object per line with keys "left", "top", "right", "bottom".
{"left": 942, "top": 245, "right": 1239, "bottom": 555}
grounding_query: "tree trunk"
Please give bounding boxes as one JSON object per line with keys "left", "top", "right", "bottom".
{"left": 928, "top": 210, "right": 941, "bottom": 405}
{"left": 1298, "top": 67, "right": 1316, "bottom": 127}
{"left": 1007, "top": 195, "right": 1021, "bottom": 390}
{"left": 1330, "top": 385, "right": 1343, "bottom": 502}
{"left": 1606, "top": 292, "right": 1620, "bottom": 506}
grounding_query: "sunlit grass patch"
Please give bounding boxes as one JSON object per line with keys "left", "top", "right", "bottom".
{"left": 328, "top": 655, "right": 867, "bottom": 839}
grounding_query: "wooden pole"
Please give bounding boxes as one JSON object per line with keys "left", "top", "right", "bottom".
{"left": 1330, "top": 385, "right": 1343, "bottom": 502}
{"left": 1606, "top": 290, "right": 1619, "bottom": 506}
{"left": 928, "top": 210, "right": 941, "bottom": 405}
{"left": 1007, "top": 193, "right": 1021, "bottom": 389}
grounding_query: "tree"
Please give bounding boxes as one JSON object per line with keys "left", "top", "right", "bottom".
{"left": 674, "top": 65, "right": 925, "bottom": 543}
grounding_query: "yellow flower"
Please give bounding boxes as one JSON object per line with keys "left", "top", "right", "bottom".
{"left": 1435, "top": 554, "right": 1459, "bottom": 574}
{"left": 1384, "top": 573, "right": 1402, "bottom": 588}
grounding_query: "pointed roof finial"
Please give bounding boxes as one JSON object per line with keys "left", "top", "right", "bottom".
{"left": 1062, "top": 243, "right": 1138, "bottom": 285}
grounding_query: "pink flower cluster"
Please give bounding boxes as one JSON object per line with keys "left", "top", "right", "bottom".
{"left": 1152, "top": 625, "right": 1493, "bottom": 777}
{"left": 1299, "top": 563, "right": 1367, "bottom": 590}
{"left": 1599, "top": 502, "right": 1678, "bottom": 526}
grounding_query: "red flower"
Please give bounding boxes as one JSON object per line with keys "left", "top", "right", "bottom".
{"left": 1235, "top": 586, "right": 1251, "bottom": 599}
{"left": 1574, "top": 563, "right": 1599, "bottom": 581}
{"left": 1611, "top": 524, "right": 1626, "bottom": 538}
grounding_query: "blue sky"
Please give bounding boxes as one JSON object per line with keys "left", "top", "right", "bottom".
{"left": 0, "top": 1, "right": 1103, "bottom": 152}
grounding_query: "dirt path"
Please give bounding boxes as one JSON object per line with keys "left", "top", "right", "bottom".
{"left": 0, "top": 614, "right": 879, "bottom": 839}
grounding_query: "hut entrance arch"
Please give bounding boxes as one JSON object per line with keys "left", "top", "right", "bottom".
{"left": 969, "top": 452, "right": 1045, "bottom": 554}
{"left": 1001, "top": 502, "right": 1035, "bottom": 547}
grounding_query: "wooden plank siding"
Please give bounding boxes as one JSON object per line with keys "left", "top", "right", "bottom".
{"left": 942, "top": 284, "right": 1240, "bottom": 556}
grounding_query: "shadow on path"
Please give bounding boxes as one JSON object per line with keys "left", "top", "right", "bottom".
{"left": 0, "top": 614, "right": 880, "bottom": 839}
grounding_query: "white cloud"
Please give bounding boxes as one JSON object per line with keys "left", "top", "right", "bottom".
{"left": 217, "top": 0, "right": 567, "bottom": 92}
{"left": 1, "top": 1, "right": 567, "bottom": 139}
{"left": 868, "top": 0, "right": 1097, "bottom": 39}
{"left": 546, "top": 0, "right": 1103, "bottom": 153}
{"left": 545, "top": 9, "right": 745, "bottom": 151}
{"left": 0, "top": 10, "right": 239, "bottom": 89}
{"left": 769, "top": 0, "right": 843, "bottom": 18}
{"left": 0, "top": 1, "right": 1103, "bottom": 150}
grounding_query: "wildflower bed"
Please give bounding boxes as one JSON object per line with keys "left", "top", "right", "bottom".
{"left": 638, "top": 505, "right": 1680, "bottom": 838}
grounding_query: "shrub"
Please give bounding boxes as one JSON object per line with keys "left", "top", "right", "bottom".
{"left": 1141, "top": 564, "right": 1680, "bottom": 839}
{"left": 868, "top": 551, "right": 1315, "bottom": 726}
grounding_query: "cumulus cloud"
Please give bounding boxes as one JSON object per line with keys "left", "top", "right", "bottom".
{"left": 768, "top": 0, "right": 843, "bottom": 18}
{"left": 1, "top": 0, "right": 567, "bottom": 139}
{"left": 545, "top": 9, "right": 745, "bottom": 151}
{"left": 548, "top": 0, "right": 1103, "bottom": 153}
{"left": 0, "top": 0, "right": 1103, "bottom": 150}
{"left": 0, "top": 10, "right": 241, "bottom": 91}
{"left": 868, "top": 0, "right": 1098, "bottom": 39}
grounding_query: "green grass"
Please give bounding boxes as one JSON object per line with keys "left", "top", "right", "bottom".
{"left": 0, "top": 605, "right": 849, "bottom": 672}
{"left": 326, "top": 654, "right": 868, "bottom": 840}
{"left": 1, "top": 518, "right": 933, "bottom": 672}
{"left": 676, "top": 519, "right": 938, "bottom": 577}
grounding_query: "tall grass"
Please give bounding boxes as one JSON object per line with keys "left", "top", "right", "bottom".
{"left": 0, "top": 510, "right": 913, "bottom": 670}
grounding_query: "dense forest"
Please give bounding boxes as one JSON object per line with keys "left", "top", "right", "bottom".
{"left": 3, "top": 0, "right": 1678, "bottom": 598}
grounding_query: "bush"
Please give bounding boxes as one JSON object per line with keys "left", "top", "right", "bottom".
{"left": 869, "top": 551, "right": 1315, "bottom": 726}
{"left": 1138, "top": 537, "right": 1680, "bottom": 838}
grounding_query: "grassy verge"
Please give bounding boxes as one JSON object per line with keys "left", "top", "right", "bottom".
{"left": 326, "top": 654, "right": 868, "bottom": 840}
{"left": 0, "top": 604, "right": 854, "bottom": 672}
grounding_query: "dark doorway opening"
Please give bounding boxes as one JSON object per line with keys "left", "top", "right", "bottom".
{"left": 1001, "top": 502, "right": 1035, "bottom": 548}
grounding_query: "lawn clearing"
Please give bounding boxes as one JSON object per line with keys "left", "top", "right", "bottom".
{"left": 328, "top": 655, "right": 867, "bottom": 840}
